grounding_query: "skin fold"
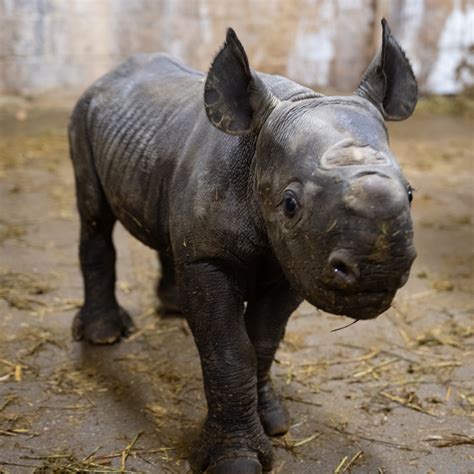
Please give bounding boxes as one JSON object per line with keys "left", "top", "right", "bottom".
{"left": 69, "top": 19, "right": 417, "bottom": 473}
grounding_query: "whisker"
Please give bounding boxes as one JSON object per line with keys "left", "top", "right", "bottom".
{"left": 330, "top": 319, "right": 360, "bottom": 332}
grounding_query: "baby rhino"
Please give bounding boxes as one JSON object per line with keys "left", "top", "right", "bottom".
{"left": 69, "top": 19, "right": 417, "bottom": 473}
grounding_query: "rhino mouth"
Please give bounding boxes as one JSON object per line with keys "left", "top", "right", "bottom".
{"left": 307, "top": 285, "right": 396, "bottom": 320}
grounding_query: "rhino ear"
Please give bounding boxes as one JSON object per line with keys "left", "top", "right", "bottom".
{"left": 204, "top": 28, "right": 277, "bottom": 135}
{"left": 356, "top": 19, "right": 418, "bottom": 121}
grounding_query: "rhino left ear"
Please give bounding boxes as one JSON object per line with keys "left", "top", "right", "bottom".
{"left": 204, "top": 28, "right": 277, "bottom": 135}
{"left": 356, "top": 19, "right": 418, "bottom": 121}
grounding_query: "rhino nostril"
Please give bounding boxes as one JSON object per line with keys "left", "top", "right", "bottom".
{"left": 328, "top": 252, "right": 359, "bottom": 288}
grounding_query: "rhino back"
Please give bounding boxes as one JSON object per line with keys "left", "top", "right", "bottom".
{"left": 80, "top": 54, "right": 204, "bottom": 249}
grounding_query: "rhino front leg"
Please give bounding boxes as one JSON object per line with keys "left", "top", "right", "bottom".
{"left": 178, "top": 262, "right": 272, "bottom": 474}
{"left": 245, "top": 280, "right": 302, "bottom": 436}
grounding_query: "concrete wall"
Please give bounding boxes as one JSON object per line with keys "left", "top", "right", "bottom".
{"left": 1, "top": 0, "right": 473, "bottom": 96}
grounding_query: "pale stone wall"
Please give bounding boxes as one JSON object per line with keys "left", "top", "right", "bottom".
{"left": 0, "top": 0, "right": 472, "bottom": 96}
{"left": 375, "top": 0, "right": 473, "bottom": 94}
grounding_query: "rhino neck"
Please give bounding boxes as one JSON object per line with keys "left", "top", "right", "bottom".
{"left": 247, "top": 141, "right": 270, "bottom": 248}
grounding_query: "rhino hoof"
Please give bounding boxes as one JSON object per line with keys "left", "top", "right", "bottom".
{"left": 260, "top": 406, "right": 290, "bottom": 437}
{"left": 258, "top": 381, "right": 290, "bottom": 436}
{"left": 73, "top": 306, "right": 135, "bottom": 344}
{"left": 208, "top": 458, "right": 263, "bottom": 474}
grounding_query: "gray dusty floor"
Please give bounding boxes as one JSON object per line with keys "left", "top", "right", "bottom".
{"left": 0, "top": 98, "right": 473, "bottom": 473}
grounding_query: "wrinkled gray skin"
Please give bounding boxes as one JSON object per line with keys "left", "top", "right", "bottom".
{"left": 69, "top": 20, "right": 417, "bottom": 473}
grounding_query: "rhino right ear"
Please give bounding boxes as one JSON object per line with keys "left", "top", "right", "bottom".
{"left": 204, "top": 28, "right": 277, "bottom": 135}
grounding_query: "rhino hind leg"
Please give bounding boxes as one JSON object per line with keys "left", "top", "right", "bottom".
{"left": 70, "top": 105, "right": 134, "bottom": 344}
{"left": 73, "top": 191, "right": 135, "bottom": 344}
{"left": 156, "top": 252, "right": 183, "bottom": 317}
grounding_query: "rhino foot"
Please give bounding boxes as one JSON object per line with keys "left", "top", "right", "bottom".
{"left": 258, "top": 380, "right": 290, "bottom": 437}
{"left": 190, "top": 419, "right": 273, "bottom": 473}
{"left": 72, "top": 306, "right": 135, "bottom": 344}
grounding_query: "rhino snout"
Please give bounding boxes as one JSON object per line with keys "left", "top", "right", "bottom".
{"left": 344, "top": 172, "right": 408, "bottom": 218}
{"left": 324, "top": 245, "right": 414, "bottom": 294}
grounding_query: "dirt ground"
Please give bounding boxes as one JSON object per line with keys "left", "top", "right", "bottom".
{"left": 0, "top": 96, "right": 472, "bottom": 473}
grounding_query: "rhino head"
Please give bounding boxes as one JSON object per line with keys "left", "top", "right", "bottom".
{"left": 204, "top": 20, "right": 418, "bottom": 320}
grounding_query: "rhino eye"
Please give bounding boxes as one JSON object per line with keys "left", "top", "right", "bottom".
{"left": 408, "top": 185, "right": 414, "bottom": 204}
{"left": 283, "top": 191, "right": 298, "bottom": 218}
